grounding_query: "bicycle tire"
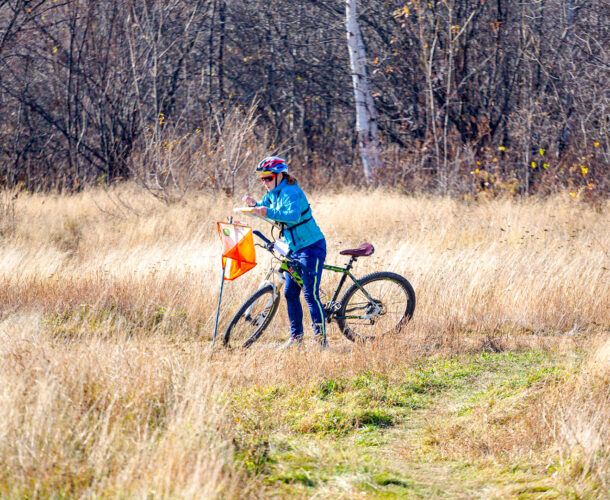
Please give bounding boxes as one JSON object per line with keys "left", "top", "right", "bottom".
{"left": 336, "top": 271, "right": 415, "bottom": 342}
{"left": 223, "top": 285, "right": 281, "bottom": 348}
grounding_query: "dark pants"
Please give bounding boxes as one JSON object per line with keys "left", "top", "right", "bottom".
{"left": 284, "top": 239, "right": 327, "bottom": 341}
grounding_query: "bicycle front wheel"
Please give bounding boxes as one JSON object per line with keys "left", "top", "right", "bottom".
{"left": 337, "top": 272, "right": 415, "bottom": 342}
{"left": 223, "top": 285, "right": 280, "bottom": 348}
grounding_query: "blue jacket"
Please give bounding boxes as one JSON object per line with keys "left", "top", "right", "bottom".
{"left": 257, "top": 180, "right": 325, "bottom": 252}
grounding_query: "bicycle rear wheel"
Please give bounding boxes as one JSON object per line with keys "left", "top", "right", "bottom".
{"left": 223, "top": 285, "right": 280, "bottom": 348}
{"left": 337, "top": 272, "right": 415, "bottom": 341}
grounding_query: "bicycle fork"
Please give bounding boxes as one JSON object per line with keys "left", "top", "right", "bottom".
{"left": 244, "top": 267, "right": 285, "bottom": 325}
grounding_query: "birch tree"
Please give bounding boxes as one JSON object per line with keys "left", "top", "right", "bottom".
{"left": 346, "top": 0, "right": 382, "bottom": 185}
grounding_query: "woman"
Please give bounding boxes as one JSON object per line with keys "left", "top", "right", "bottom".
{"left": 243, "top": 156, "right": 327, "bottom": 349}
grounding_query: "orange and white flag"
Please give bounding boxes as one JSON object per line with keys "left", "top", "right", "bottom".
{"left": 217, "top": 222, "right": 256, "bottom": 280}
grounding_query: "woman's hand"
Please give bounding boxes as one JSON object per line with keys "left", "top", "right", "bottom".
{"left": 251, "top": 206, "right": 268, "bottom": 217}
{"left": 242, "top": 195, "right": 257, "bottom": 208}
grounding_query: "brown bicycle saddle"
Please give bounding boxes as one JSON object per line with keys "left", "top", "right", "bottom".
{"left": 339, "top": 243, "right": 375, "bottom": 257}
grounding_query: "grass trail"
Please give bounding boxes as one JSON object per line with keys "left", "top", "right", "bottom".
{"left": 227, "top": 348, "right": 590, "bottom": 498}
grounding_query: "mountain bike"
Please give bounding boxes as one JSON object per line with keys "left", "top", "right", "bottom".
{"left": 222, "top": 228, "right": 416, "bottom": 348}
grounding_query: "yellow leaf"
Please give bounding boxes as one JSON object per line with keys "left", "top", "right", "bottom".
{"left": 498, "top": 146, "right": 505, "bottom": 151}
{"left": 539, "top": 148, "right": 545, "bottom": 156}
{"left": 52, "top": 46, "right": 58, "bottom": 54}
{"left": 393, "top": 6, "right": 409, "bottom": 18}
{"left": 581, "top": 166, "right": 588, "bottom": 176}
{"left": 531, "top": 161, "right": 537, "bottom": 168}
{"left": 594, "top": 142, "right": 600, "bottom": 147}
{"left": 570, "top": 192, "right": 577, "bottom": 198}
{"left": 543, "top": 163, "right": 548, "bottom": 169}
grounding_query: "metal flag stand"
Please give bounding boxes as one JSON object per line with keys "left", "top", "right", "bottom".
{"left": 210, "top": 216, "right": 232, "bottom": 360}
{"left": 210, "top": 263, "right": 226, "bottom": 360}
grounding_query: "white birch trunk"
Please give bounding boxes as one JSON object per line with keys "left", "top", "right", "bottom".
{"left": 346, "top": 0, "right": 382, "bottom": 185}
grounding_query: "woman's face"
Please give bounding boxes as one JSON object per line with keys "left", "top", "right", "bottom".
{"left": 261, "top": 173, "right": 281, "bottom": 190}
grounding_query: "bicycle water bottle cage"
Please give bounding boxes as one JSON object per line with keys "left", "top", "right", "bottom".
{"left": 339, "top": 243, "right": 375, "bottom": 257}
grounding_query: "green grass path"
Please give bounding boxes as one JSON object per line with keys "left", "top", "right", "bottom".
{"left": 231, "top": 350, "right": 576, "bottom": 498}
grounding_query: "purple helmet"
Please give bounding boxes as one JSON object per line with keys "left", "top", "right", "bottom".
{"left": 255, "top": 156, "right": 288, "bottom": 176}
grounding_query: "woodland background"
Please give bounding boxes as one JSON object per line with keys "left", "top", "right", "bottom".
{"left": 0, "top": 0, "right": 608, "bottom": 196}
{"left": 1, "top": 2, "right": 609, "bottom": 496}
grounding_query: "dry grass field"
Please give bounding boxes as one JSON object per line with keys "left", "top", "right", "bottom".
{"left": 1, "top": 185, "right": 608, "bottom": 498}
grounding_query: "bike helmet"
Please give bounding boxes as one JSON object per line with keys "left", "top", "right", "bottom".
{"left": 255, "top": 156, "right": 288, "bottom": 176}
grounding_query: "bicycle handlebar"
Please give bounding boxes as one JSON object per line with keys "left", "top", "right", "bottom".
{"left": 253, "top": 230, "right": 273, "bottom": 249}
{"left": 253, "top": 230, "right": 294, "bottom": 262}
{"left": 252, "top": 229, "right": 304, "bottom": 279}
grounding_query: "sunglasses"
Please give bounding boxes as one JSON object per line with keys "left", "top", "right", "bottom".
{"left": 260, "top": 175, "right": 275, "bottom": 182}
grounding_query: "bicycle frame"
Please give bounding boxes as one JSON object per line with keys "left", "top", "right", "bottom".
{"left": 255, "top": 246, "right": 380, "bottom": 323}
{"left": 321, "top": 258, "right": 382, "bottom": 321}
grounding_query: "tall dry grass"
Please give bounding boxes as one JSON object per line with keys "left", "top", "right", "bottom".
{"left": 431, "top": 336, "right": 609, "bottom": 495}
{"left": 0, "top": 312, "right": 240, "bottom": 498}
{"left": 3, "top": 185, "right": 609, "bottom": 333}
{"left": 0, "top": 185, "right": 608, "bottom": 496}
{"left": 552, "top": 336, "right": 610, "bottom": 491}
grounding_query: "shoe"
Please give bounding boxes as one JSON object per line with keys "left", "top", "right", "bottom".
{"left": 278, "top": 337, "right": 304, "bottom": 350}
{"left": 310, "top": 337, "right": 328, "bottom": 351}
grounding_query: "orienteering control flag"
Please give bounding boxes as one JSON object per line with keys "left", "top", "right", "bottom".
{"left": 217, "top": 222, "right": 256, "bottom": 280}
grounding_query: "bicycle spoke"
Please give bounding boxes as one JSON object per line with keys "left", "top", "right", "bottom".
{"left": 338, "top": 273, "right": 415, "bottom": 341}
{"left": 224, "top": 285, "right": 280, "bottom": 348}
